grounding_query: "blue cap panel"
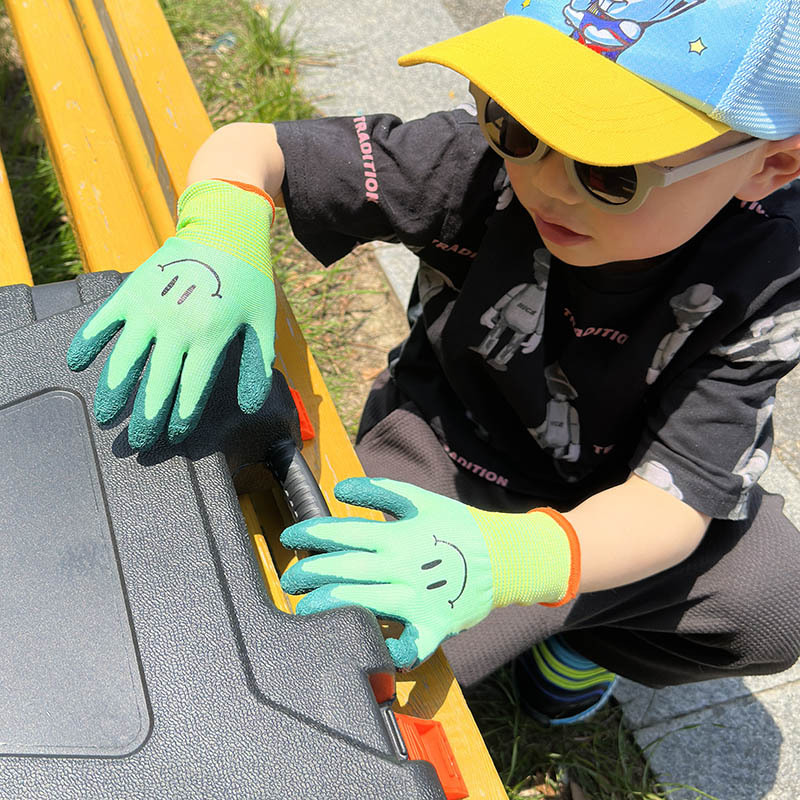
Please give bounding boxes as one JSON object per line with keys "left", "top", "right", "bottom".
{"left": 502, "top": 0, "right": 800, "bottom": 138}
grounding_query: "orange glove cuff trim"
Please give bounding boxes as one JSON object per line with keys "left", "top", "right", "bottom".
{"left": 529, "top": 506, "right": 581, "bottom": 607}
{"left": 216, "top": 178, "right": 276, "bottom": 227}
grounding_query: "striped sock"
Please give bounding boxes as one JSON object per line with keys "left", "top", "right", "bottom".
{"left": 512, "top": 635, "right": 617, "bottom": 726}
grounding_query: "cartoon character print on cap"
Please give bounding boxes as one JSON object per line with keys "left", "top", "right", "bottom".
{"left": 561, "top": 0, "right": 708, "bottom": 62}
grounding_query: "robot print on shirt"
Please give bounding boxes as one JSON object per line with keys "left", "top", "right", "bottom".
{"left": 563, "top": 0, "right": 707, "bottom": 61}
{"left": 418, "top": 264, "right": 458, "bottom": 360}
{"left": 646, "top": 283, "right": 723, "bottom": 385}
{"left": 470, "top": 247, "right": 551, "bottom": 371}
{"left": 528, "top": 362, "right": 582, "bottom": 478}
{"left": 730, "top": 397, "right": 774, "bottom": 518}
{"left": 710, "top": 309, "right": 800, "bottom": 363}
{"left": 635, "top": 460, "right": 684, "bottom": 499}
{"left": 495, "top": 167, "right": 515, "bottom": 212}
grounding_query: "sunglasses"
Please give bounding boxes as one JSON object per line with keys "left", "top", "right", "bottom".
{"left": 469, "top": 83, "right": 763, "bottom": 214}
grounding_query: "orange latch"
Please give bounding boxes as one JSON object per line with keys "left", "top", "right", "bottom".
{"left": 395, "top": 713, "right": 468, "bottom": 800}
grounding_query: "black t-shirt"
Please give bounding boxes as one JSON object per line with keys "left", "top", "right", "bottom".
{"left": 275, "top": 108, "right": 800, "bottom": 520}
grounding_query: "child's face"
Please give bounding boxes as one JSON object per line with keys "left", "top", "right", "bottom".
{"left": 504, "top": 132, "right": 768, "bottom": 267}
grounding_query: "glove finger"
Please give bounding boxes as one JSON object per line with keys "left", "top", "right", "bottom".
{"left": 385, "top": 624, "right": 423, "bottom": 671}
{"left": 237, "top": 323, "right": 274, "bottom": 413}
{"left": 386, "top": 621, "right": 447, "bottom": 671}
{"left": 66, "top": 291, "right": 128, "bottom": 371}
{"left": 93, "top": 320, "right": 154, "bottom": 425}
{"left": 280, "top": 516, "right": 384, "bottom": 554}
{"left": 294, "top": 582, "right": 412, "bottom": 622}
{"left": 294, "top": 584, "right": 423, "bottom": 669}
{"left": 165, "top": 342, "right": 229, "bottom": 443}
{"left": 293, "top": 582, "right": 430, "bottom": 670}
{"left": 280, "top": 550, "right": 389, "bottom": 595}
{"left": 333, "top": 477, "right": 448, "bottom": 520}
{"left": 127, "top": 339, "right": 185, "bottom": 450}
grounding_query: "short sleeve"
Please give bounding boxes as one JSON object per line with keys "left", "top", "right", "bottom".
{"left": 633, "top": 280, "right": 800, "bottom": 520}
{"left": 274, "top": 107, "right": 498, "bottom": 266}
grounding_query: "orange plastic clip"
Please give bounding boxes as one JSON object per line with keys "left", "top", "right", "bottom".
{"left": 394, "top": 713, "right": 468, "bottom": 800}
{"left": 289, "top": 387, "right": 315, "bottom": 442}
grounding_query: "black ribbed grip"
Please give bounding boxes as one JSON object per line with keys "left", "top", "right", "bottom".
{"left": 266, "top": 438, "right": 331, "bottom": 521}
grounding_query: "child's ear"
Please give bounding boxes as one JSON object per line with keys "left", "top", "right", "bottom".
{"left": 736, "top": 134, "right": 800, "bottom": 201}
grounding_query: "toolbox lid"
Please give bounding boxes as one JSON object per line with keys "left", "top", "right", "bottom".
{"left": 0, "top": 390, "right": 150, "bottom": 757}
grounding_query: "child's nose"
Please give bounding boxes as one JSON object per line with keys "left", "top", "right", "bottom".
{"left": 529, "top": 151, "right": 583, "bottom": 206}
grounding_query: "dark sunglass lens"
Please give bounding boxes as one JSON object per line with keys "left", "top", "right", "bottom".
{"left": 484, "top": 97, "right": 538, "bottom": 158}
{"left": 574, "top": 162, "right": 637, "bottom": 205}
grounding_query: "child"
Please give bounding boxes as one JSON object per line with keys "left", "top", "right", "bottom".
{"left": 68, "top": 0, "right": 800, "bottom": 726}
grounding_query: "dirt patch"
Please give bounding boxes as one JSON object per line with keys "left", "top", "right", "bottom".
{"left": 274, "top": 220, "right": 410, "bottom": 439}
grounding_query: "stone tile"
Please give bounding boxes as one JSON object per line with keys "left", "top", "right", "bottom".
{"left": 371, "top": 242, "right": 417, "bottom": 308}
{"left": 616, "top": 662, "right": 800, "bottom": 729}
{"left": 760, "top": 454, "right": 800, "bottom": 529}
{"left": 263, "top": 0, "right": 469, "bottom": 123}
{"left": 623, "top": 679, "right": 800, "bottom": 800}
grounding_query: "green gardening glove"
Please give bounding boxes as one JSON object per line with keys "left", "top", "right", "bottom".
{"left": 67, "top": 179, "right": 276, "bottom": 449}
{"left": 279, "top": 477, "right": 581, "bottom": 671}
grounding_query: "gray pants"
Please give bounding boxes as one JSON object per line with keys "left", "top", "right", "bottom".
{"left": 355, "top": 372, "right": 800, "bottom": 688}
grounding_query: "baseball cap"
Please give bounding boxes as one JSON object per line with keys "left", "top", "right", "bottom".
{"left": 399, "top": 0, "right": 800, "bottom": 166}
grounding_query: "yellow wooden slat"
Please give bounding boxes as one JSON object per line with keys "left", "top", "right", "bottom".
{"left": 0, "top": 148, "right": 32, "bottom": 287}
{"left": 273, "top": 284, "right": 387, "bottom": 522}
{"left": 70, "top": 0, "right": 177, "bottom": 245}
{"left": 240, "top": 493, "right": 294, "bottom": 614}
{"left": 394, "top": 650, "right": 506, "bottom": 800}
{"left": 93, "top": 0, "right": 215, "bottom": 204}
{"left": 4, "top": 0, "right": 158, "bottom": 274}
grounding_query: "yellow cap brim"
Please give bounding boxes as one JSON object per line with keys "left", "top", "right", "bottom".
{"left": 399, "top": 16, "right": 729, "bottom": 166}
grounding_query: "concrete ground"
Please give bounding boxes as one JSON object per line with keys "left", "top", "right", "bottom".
{"left": 264, "top": 1, "right": 800, "bottom": 797}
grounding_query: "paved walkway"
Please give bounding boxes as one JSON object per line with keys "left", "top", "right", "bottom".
{"left": 264, "top": 2, "right": 800, "bottom": 797}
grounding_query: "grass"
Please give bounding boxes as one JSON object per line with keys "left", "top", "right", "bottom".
{"left": 463, "top": 666, "right": 712, "bottom": 800}
{"left": 0, "top": 1, "right": 718, "bottom": 797}
{"left": 160, "top": 0, "right": 323, "bottom": 125}
{"left": 0, "top": 14, "right": 81, "bottom": 284}
{"left": 162, "top": 0, "right": 401, "bottom": 435}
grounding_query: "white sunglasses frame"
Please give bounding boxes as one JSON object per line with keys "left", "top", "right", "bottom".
{"left": 469, "top": 83, "right": 763, "bottom": 214}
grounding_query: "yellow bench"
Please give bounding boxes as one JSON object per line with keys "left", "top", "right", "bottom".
{"left": 0, "top": 149, "right": 30, "bottom": 286}
{"left": 0, "top": 1, "right": 507, "bottom": 797}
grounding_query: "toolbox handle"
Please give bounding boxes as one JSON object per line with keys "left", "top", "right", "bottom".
{"left": 265, "top": 438, "right": 331, "bottom": 521}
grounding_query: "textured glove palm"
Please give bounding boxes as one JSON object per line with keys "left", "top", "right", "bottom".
{"left": 67, "top": 180, "right": 276, "bottom": 449}
{"left": 280, "top": 478, "right": 580, "bottom": 671}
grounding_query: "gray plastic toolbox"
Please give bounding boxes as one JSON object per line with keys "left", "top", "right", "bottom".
{"left": 0, "top": 271, "right": 446, "bottom": 799}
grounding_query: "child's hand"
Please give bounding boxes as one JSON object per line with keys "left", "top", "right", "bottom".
{"left": 67, "top": 180, "right": 276, "bottom": 449}
{"left": 279, "top": 477, "right": 580, "bottom": 671}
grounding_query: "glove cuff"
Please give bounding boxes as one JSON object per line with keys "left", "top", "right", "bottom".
{"left": 471, "top": 506, "right": 581, "bottom": 608}
{"left": 175, "top": 179, "right": 274, "bottom": 281}
{"left": 215, "top": 179, "right": 276, "bottom": 226}
{"left": 532, "top": 507, "right": 581, "bottom": 608}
